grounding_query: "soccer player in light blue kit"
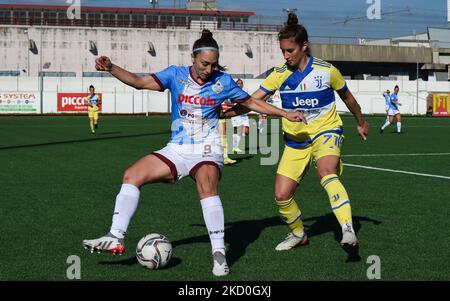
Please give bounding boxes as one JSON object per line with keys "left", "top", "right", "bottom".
{"left": 82, "top": 30, "right": 306, "bottom": 276}
{"left": 380, "top": 85, "right": 402, "bottom": 133}
{"left": 380, "top": 89, "right": 390, "bottom": 130}
{"left": 383, "top": 89, "right": 390, "bottom": 112}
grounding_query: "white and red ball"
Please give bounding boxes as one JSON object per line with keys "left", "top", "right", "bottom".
{"left": 136, "top": 233, "right": 172, "bottom": 269}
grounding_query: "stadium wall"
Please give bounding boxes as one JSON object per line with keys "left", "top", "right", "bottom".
{"left": 1, "top": 76, "right": 449, "bottom": 115}
{"left": 0, "top": 25, "right": 281, "bottom": 78}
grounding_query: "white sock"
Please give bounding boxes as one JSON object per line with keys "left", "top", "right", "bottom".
{"left": 200, "top": 195, "right": 225, "bottom": 255}
{"left": 232, "top": 134, "right": 238, "bottom": 149}
{"left": 258, "top": 120, "right": 265, "bottom": 132}
{"left": 342, "top": 222, "right": 355, "bottom": 233}
{"left": 110, "top": 184, "right": 140, "bottom": 239}
{"left": 397, "top": 122, "right": 401, "bottom": 133}
{"left": 381, "top": 120, "right": 390, "bottom": 130}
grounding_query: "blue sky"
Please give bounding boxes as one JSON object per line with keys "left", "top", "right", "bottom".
{"left": 2, "top": 0, "right": 449, "bottom": 39}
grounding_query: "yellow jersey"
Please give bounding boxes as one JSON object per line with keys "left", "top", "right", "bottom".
{"left": 260, "top": 56, "right": 348, "bottom": 148}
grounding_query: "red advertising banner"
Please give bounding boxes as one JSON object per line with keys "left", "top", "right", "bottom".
{"left": 57, "top": 93, "right": 102, "bottom": 112}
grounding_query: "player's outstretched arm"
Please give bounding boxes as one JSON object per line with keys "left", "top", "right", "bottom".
{"left": 220, "top": 104, "right": 247, "bottom": 118}
{"left": 240, "top": 89, "right": 307, "bottom": 123}
{"left": 221, "top": 89, "right": 274, "bottom": 118}
{"left": 338, "top": 89, "right": 369, "bottom": 140}
{"left": 95, "top": 56, "right": 161, "bottom": 91}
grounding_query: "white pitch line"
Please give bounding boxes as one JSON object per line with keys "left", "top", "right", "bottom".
{"left": 344, "top": 163, "right": 450, "bottom": 180}
{"left": 343, "top": 153, "right": 450, "bottom": 157}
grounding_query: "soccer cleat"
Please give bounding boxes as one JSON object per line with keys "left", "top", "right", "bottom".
{"left": 223, "top": 157, "right": 237, "bottom": 165}
{"left": 379, "top": 127, "right": 383, "bottom": 134}
{"left": 340, "top": 223, "right": 359, "bottom": 249}
{"left": 82, "top": 233, "right": 125, "bottom": 255}
{"left": 212, "top": 251, "right": 229, "bottom": 276}
{"left": 232, "top": 147, "right": 244, "bottom": 154}
{"left": 275, "top": 231, "right": 309, "bottom": 251}
{"left": 94, "top": 124, "right": 98, "bottom": 129}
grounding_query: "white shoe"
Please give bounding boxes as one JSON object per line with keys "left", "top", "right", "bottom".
{"left": 82, "top": 232, "right": 126, "bottom": 255}
{"left": 340, "top": 223, "right": 359, "bottom": 248}
{"left": 224, "top": 157, "right": 237, "bottom": 165}
{"left": 232, "top": 147, "right": 244, "bottom": 154}
{"left": 275, "top": 231, "right": 309, "bottom": 251}
{"left": 212, "top": 251, "right": 229, "bottom": 276}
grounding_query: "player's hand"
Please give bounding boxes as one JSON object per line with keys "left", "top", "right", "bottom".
{"left": 285, "top": 111, "right": 308, "bottom": 124}
{"left": 357, "top": 120, "right": 369, "bottom": 141}
{"left": 95, "top": 56, "right": 113, "bottom": 72}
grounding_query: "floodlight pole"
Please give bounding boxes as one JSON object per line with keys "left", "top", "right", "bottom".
{"left": 39, "top": 28, "right": 43, "bottom": 114}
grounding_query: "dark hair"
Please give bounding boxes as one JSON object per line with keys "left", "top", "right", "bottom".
{"left": 394, "top": 85, "right": 399, "bottom": 89}
{"left": 192, "top": 29, "right": 219, "bottom": 54}
{"left": 89, "top": 85, "right": 95, "bottom": 89}
{"left": 236, "top": 78, "right": 243, "bottom": 84}
{"left": 278, "top": 13, "right": 309, "bottom": 50}
{"left": 192, "top": 29, "right": 225, "bottom": 71}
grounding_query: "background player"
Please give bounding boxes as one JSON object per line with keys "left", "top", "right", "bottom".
{"left": 82, "top": 30, "right": 306, "bottom": 276}
{"left": 85, "top": 85, "right": 101, "bottom": 134}
{"left": 220, "top": 100, "right": 237, "bottom": 165}
{"left": 382, "top": 88, "right": 390, "bottom": 124}
{"left": 230, "top": 79, "right": 250, "bottom": 153}
{"left": 380, "top": 85, "right": 402, "bottom": 133}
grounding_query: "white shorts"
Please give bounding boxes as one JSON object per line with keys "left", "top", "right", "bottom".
{"left": 153, "top": 143, "right": 223, "bottom": 182}
{"left": 388, "top": 108, "right": 400, "bottom": 116}
{"left": 231, "top": 115, "right": 249, "bottom": 127}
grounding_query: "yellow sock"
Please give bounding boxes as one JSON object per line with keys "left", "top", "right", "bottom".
{"left": 320, "top": 174, "right": 353, "bottom": 226}
{"left": 90, "top": 121, "right": 95, "bottom": 132}
{"left": 276, "top": 197, "right": 304, "bottom": 236}
{"left": 221, "top": 135, "right": 228, "bottom": 157}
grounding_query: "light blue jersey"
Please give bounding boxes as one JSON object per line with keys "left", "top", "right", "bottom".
{"left": 383, "top": 93, "right": 390, "bottom": 107}
{"left": 152, "top": 65, "right": 249, "bottom": 146}
{"left": 389, "top": 93, "right": 399, "bottom": 110}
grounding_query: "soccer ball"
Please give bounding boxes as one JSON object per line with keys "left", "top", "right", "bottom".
{"left": 136, "top": 233, "right": 173, "bottom": 270}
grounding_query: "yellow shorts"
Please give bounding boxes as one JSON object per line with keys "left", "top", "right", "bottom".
{"left": 88, "top": 106, "right": 99, "bottom": 119}
{"left": 277, "top": 132, "right": 344, "bottom": 183}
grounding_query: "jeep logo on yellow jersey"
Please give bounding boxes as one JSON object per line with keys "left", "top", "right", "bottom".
{"left": 292, "top": 97, "right": 319, "bottom": 107}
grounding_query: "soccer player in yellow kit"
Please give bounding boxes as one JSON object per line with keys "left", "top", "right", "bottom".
{"left": 220, "top": 100, "right": 237, "bottom": 165}
{"left": 86, "top": 85, "right": 101, "bottom": 134}
{"left": 224, "top": 13, "right": 369, "bottom": 251}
